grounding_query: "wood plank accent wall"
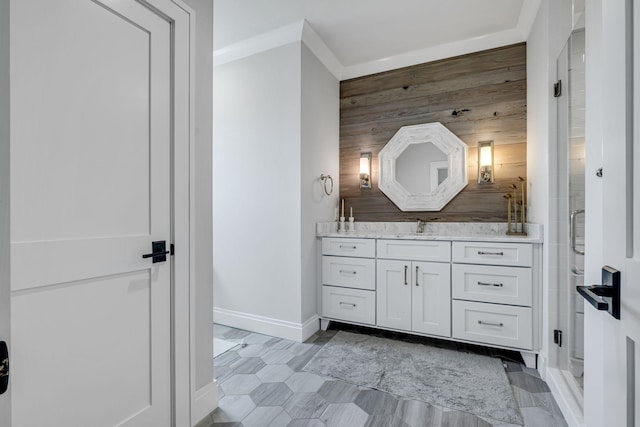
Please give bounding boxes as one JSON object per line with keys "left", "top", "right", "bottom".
{"left": 340, "top": 43, "right": 526, "bottom": 222}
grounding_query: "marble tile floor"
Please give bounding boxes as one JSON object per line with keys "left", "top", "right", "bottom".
{"left": 197, "top": 323, "right": 567, "bottom": 427}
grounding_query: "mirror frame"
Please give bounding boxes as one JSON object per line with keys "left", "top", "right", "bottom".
{"left": 378, "top": 122, "right": 468, "bottom": 211}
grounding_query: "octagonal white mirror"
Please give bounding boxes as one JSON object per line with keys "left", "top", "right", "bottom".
{"left": 378, "top": 122, "right": 468, "bottom": 211}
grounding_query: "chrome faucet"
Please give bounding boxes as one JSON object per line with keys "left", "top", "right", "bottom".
{"left": 416, "top": 218, "right": 425, "bottom": 234}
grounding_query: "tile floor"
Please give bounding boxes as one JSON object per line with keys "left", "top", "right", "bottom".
{"left": 197, "top": 323, "right": 567, "bottom": 427}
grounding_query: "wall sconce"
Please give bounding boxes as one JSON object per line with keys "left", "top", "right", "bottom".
{"left": 477, "top": 140, "right": 494, "bottom": 183}
{"left": 360, "top": 152, "right": 372, "bottom": 189}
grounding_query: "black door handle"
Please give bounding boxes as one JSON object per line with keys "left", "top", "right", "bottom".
{"left": 0, "top": 341, "right": 8, "bottom": 395}
{"left": 142, "top": 241, "right": 169, "bottom": 263}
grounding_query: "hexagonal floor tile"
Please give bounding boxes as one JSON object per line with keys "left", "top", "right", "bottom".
{"left": 317, "top": 380, "right": 361, "bottom": 403}
{"left": 242, "top": 406, "right": 292, "bottom": 427}
{"left": 287, "top": 419, "right": 326, "bottom": 427}
{"left": 212, "top": 395, "right": 256, "bottom": 423}
{"left": 261, "top": 348, "right": 295, "bottom": 364}
{"left": 244, "top": 333, "right": 273, "bottom": 345}
{"left": 249, "top": 382, "right": 293, "bottom": 407}
{"left": 219, "top": 374, "right": 262, "bottom": 395}
{"left": 256, "top": 364, "right": 295, "bottom": 383}
{"left": 320, "top": 403, "right": 369, "bottom": 427}
{"left": 354, "top": 389, "right": 399, "bottom": 415}
{"left": 394, "top": 399, "right": 442, "bottom": 427}
{"left": 237, "top": 343, "right": 266, "bottom": 358}
{"left": 214, "top": 350, "right": 240, "bottom": 367}
{"left": 285, "top": 372, "right": 326, "bottom": 393}
{"left": 283, "top": 392, "right": 329, "bottom": 419}
{"left": 230, "top": 356, "right": 266, "bottom": 374}
{"left": 364, "top": 414, "right": 410, "bottom": 427}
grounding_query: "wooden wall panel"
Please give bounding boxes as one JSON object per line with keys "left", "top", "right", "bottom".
{"left": 340, "top": 43, "right": 527, "bottom": 222}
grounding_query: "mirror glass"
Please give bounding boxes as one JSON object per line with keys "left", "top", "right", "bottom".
{"left": 395, "top": 142, "right": 448, "bottom": 194}
{"left": 378, "top": 122, "right": 468, "bottom": 211}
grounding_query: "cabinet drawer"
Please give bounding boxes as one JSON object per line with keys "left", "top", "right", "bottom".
{"left": 452, "top": 264, "right": 532, "bottom": 306}
{"left": 322, "top": 256, "right": 376, "bottom": 290}
{"left": 452, "top": 300, "right": 532, "bottom": 350}
{"left": 322, "top": 286, "right": 375, "bottom": 325}
{"left": 322, "top": 238, "right": 376, "bottom": 258}
{"left": 452, "top": 242, "right": 532, "bottom": 267}
{"left": 377, "top": 239, "right": 451, "bottom": 262}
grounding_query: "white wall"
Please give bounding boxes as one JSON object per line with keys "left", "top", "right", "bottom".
{"left": 213, "top": 43, "right": 305, "bottom": 338}
{"left": 213, "top": 38, "right": 339, "bottom": 341}
{"left": 300, "top": 44, "right": 339, "bottom": 324}
{"left": 181, "top": 0, "right": 214, "bottom": 394}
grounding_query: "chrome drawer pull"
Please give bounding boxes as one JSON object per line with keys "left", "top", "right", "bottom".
{"left": 478, "top": 281, "right": 504, "bottom": 287}
{"left": 478, "top": 251, "right": 504, "bottom": 256}
{"left": 340, "top": 245, "right": 357, "bottom": 250}
{"left": 404, "top": 265, "right": 408, "bottom": 285}
{"left": 478, "top": 320, "right": 504, "bottom": 327}
{"left": 415, "top": 265, "right": 419, "bottom": 286}
{"left": 339, "top": 302, "right": 357, "bottom": 307}
{"left": 339, "top": 270, "right": 357, "bottom": 275}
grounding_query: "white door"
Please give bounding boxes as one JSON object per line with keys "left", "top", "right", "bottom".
{"left": 587, "top": 0, "right": 640, "bottom": 425}
{"left": 0, "top": 1, "right": 10, "bottom": 423}
{"left": 376, "top": 259, "right": 411, "bottom": 330}
{"left": 10, "top": 1, "right": 172, "bottom": 426}
{"left": 412, "top": 261, "right": 451, "bottom": 337}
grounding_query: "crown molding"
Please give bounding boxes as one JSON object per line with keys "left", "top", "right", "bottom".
{"left": 300, "top": 21, "right": 342, "bottom": 80}
{"left": 517, "top": 0, "right": 543, "bottom": 38}
{"left": 341, "top": 28, "right": 525, "bottom": 80}
{"left": 214, "top": 20, "right": 342, "bottom": 80}
{"left": 214, "top": 21, "right": 305, "bottom": 67}
{"left": 215, "top": 1, "right": 539, "bottom": 81}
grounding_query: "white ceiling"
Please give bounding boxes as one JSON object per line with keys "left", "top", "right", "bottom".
{"left": 214, "top": 0, "right": 541, "bottom": 79}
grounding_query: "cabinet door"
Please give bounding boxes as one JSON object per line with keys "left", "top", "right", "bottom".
{"left": 412, "top": 261, "right": 451, "bottom": 337}
{"left": 376, "top": 259, "right": 411, "bottom": 330}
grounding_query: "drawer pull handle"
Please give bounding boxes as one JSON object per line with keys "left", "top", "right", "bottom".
{"left": 404, "top": 265, "right": 408, "bottom": 285}
{"left": 478, "top": 320, "right": 504, "bottom": 327}
{"left": 340, "top": 245, "right": 357, "bottom": 250}
{"left": 415, "top": 265, "right": 419, "bottom": 286}
{"left": 478, "top": 251, "right": 504, "bottom": 256}
{"left": 339, "top": 270, "right": 357, "bottom": 275}
{"left": 339, "top": 302, "right": 357, "bottom": 307}
{"left": 478, "top": 281, "right": 504, "bottom": 287}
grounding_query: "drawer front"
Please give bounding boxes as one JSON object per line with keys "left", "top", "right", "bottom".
{"left": 452, "top": 300, "right": 532, "bottom": 350}
{"left": 322, "top": 286, "right": 375, "bottom": 325}
{"left": 322, "top": 256, "right": 376, "bottom": 290}
{"left": 452, "top": 242, "right": 532, "bottom": 267}
{"left": 452, "top": 264, "right": 532, "bottom": 306}
{"left": 377, "top": 239, "right": 451, "bottom": 262}
{"left": 322, "top": 238, "right": 376, "bottom": 258}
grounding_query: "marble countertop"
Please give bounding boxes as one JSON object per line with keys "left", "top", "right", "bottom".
{"left": 316, "top": 222, "right": 543, "bottom": 243}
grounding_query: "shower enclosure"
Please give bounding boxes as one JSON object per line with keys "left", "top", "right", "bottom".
{"left": 554, "top": 26, "right": 586, "bottom": 406}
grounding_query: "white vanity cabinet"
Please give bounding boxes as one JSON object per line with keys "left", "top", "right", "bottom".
{"left": 321, "top": 237, "right": 376, "bottom": 326}
{"left": 318, "top": 229, "right": 541, "bottom": 365}
{"left": 376, "top": 259, "right": 451, "bottom": 337}
{"left": 451, "top": 241, "right": 535, "bottom": 350}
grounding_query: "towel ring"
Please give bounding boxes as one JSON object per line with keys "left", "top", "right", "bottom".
{"left": 320, "top": 174, "right": 333, "bottom": 196}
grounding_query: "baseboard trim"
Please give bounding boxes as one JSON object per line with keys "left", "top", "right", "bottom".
{"left": 546, "top": 367, "right": 585, "bottom": 427}
{"left": 214, "top": 307, "right": 320, "bottom": 342}
{"left": 192, "top": 380, "right": 218, "bottom": 426}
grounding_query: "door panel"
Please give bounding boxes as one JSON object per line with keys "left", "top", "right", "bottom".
{"left": 10, "top": 1, "right": 171, "bottom": 425}
{"left": 376, "top": 259, "right": 411, "bottom": 330}
{"left": 412, "top": 261, "right": 451, "bottom": 337}
{"left": 592, "top": 0, "right": 640, "bottom": 425}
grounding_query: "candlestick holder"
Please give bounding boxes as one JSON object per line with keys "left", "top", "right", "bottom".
{"left": 339, "top": 217, "right": 346, "bottom": 233}
{"left": 347, "top": 217, "right": 355, "bottom": 232}
{"left": 506, "top": 177, "right": 527, "bottom": 236}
